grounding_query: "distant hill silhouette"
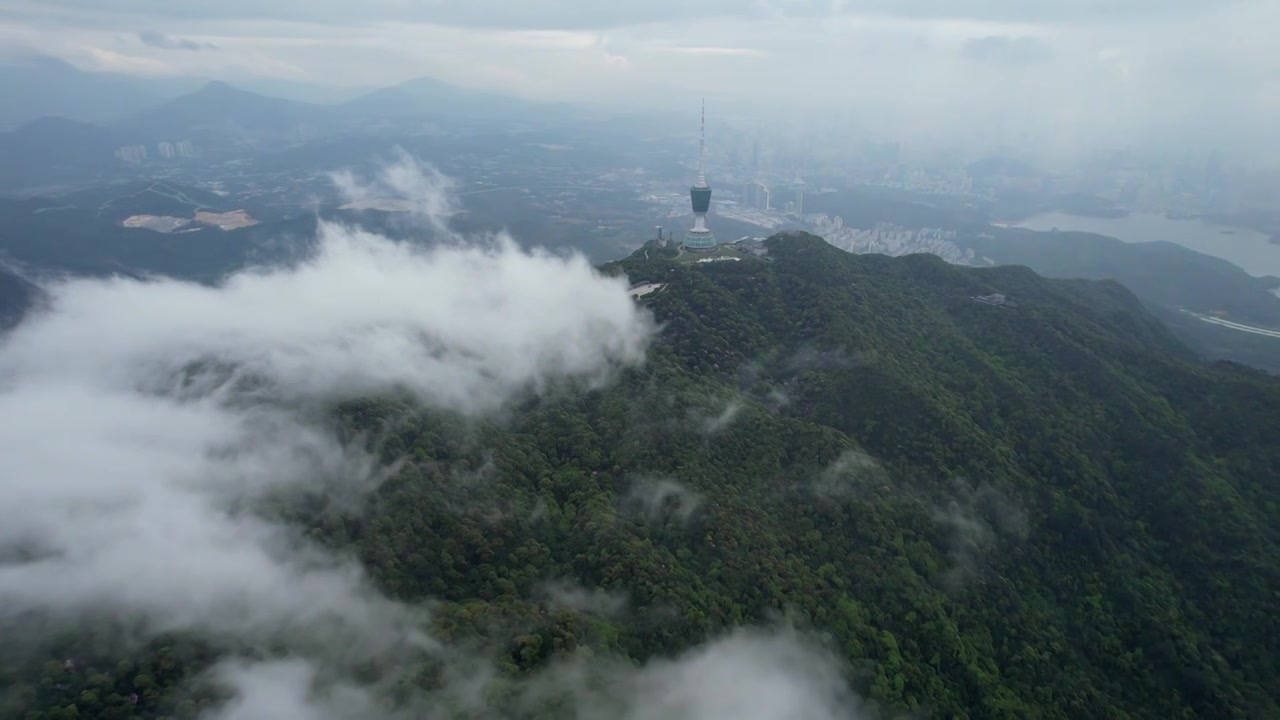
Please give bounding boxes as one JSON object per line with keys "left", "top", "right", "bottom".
{"left": 0, "top": 262, "right": 40, "bottom": 330}
{"left": 0, "top": 117, "right": 123, "bottom": 192}
{"left": 0, "top": 56, "right": 183, "bottom": 131}
{"left": 0, "top": 66, "right": 586, "bottom": 193}
{"left": 113, "top": 81, "right": 331, "bottom": 146}
{"left": 343, "top": 77, "right": 552, "bottom": 121}
{"left": 4, "top": 116, "right": 119, "bottom": 154}
{"left": 0, "top": 56, "right": 364, "bottom": 130}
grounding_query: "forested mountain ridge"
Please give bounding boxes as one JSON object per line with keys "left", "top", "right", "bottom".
{"left": 607, "top": 234, "right": 1278, "bottom": 713}
{"left": 5, "top": 232, "right": 1278, "bottom": 719}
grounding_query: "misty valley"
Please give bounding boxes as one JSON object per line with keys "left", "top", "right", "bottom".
{"left": 2, "top": 15, "right": 1280, "bottom": 720}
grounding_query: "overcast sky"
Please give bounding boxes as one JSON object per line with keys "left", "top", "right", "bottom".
{"left": 1, "top": 0, "right": 1277, "bottom": 163}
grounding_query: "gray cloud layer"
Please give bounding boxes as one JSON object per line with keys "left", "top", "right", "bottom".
{"left": 961, "top": 35, "right": 1053, "bottom": 66}
{"left": 2, "top": 0, "right": 1276, "bottom": 163}
{"left": 138, "top": 29, "right": 217, "bottom": 50}
{"left": 7, "top": 0, "right": 1250, "bottom": 29}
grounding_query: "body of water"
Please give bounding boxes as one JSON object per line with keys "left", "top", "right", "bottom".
{"left": 1009, "top": 212, "right": 1280, "bottom": 279}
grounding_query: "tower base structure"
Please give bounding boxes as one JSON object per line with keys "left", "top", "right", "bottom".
{"left": 684, "top": 228, "right": 717, "bottom": 251}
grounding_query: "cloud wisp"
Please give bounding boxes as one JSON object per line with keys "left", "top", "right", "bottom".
{"left": 530, "top": 628, "right": 879, "bottom": 720}
{"left": 138, "top": 29, "right": 218, "bottom": 51}
{"left": 931, "top": 479, "right": 1029, "bottom": 591}
{"left": 329, "top": 149, "right": 461, "bottom": 231}
{"left": 698, "top": 398, "right": 744, "bottom": 435}
{"left": 622, "top": 476, "right": 704, "bottom": 525}
{"left": 0, "top": 155, "right": 656, "bottom": 712}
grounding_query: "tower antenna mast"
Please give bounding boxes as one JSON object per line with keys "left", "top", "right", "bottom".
{"left": 697, "top": 98, "right": 706, "bottom": 186}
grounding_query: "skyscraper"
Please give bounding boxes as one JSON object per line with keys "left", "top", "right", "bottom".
{"left": 685, "top": 100, "right": 717, "bottom": 251}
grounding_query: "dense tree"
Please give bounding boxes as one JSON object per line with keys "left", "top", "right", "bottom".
{"left": 5, "top": 232, "right": 1278, "bottom": 718}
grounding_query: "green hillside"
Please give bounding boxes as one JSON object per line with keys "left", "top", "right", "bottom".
{"left": 956, "top": 226, "right": 1280, "bottom": 372}
{"left": 7, "top": 232, "right": 1279, "bottom": 719}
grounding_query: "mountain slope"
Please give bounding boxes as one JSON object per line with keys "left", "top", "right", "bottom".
{"left": 342, "top": 76, "right": 529, "bottom": 118}
{"left": 0, "top": 117, "right": 124, "bottom": 192}
{"left": 959, "top": 226, "right": 1280, "bottom": 371}
{"left": 964, "top": 227, "right": 1280, "bottom": 326}
{"left": 0, "top": 262, "right": 39, "bottom": 329}
{"left": 611, "top": 236, "right": 1278, "bottom": 718}
{"left": 114, "top": 81, "right": 330, "bottom": 145}
{"left": 0, "top": 57, "right": 173, "bottom": 130}
{"left": 4, "top": 232, "right": 1278, "bottom": 719}
{"left": 339, "top": 76, "right": 574, "bottom": 132}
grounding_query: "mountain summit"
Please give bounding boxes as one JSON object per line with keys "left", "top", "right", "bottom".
{"left": 115, "top": 80, "right": 324, "bottom": 142}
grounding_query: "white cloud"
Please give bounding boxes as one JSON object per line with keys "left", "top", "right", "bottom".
{"left": 81, "top": 45, "right": 175, "bottom": 74}
{"left": 931, "top": 479, "right": 1028, "bottom": 590}
{"left": 202, "top": 628, "right": 877, "bottom": 719}
{"left": 813, "top": 449, "right": 888, "bottom": 499}
{"left": 0, "top": 156, "right": 655, "bottom": 706}
{"left": 535, "top": 579, "right": 629, "bottom": 616}
{"left": 138, "top": 29, "right": 219, "bottom": 51}
{"left": 699, "top": 398, "right": 744, "bottom": 434}
{"left": 329, "top": 150, "right": 460, "bottom": 225}
{"left": 551, "top": 628, "right": 876, "bottom": 720}
{"left": 656, "top": 46, "right": 766, "bottom": 57}
{"left": 0, "top": 380, "right": 420, "bottom": 653}
{"left": 623, "top": 477, "right": 703, "bottom": 523}
{"left": 201, "top": 659, "right": 388, "bottom": 720}
{"left": 1, "top": 223, "right": 652, "bottom": 413}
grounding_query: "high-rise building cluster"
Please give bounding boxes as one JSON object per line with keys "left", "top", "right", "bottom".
{"left": 743, "top": 179, "right": 804, "bottom": 216}
{"left": 741, "top": 137, "right": 805, "bottom": 217}
{"left": 156, "top": 141, "right": 195, "bottom": 159}
{"left": 116, "top": 141, "right": 195, "bottom": 164}
{"left": 743, "top": 181, "right": 770, "bottom": 211}
{"left": 114, "top": 145, "right": 148, "bottom": 164}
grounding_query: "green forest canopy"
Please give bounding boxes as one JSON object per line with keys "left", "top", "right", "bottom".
{"left": 6, "top": 232, "right": 1278, "bottom": 719}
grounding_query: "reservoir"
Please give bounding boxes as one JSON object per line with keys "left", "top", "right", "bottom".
{"left": 1009, "top": 212, "right": 1280, "bottom": 279}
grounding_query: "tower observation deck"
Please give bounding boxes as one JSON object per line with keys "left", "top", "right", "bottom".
{"left": 685, "top": 99, "right": 717, "bottom": 251}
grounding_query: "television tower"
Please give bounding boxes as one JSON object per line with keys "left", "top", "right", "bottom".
{"left": 685, "top": 99, "right": 717, "bottom": 251}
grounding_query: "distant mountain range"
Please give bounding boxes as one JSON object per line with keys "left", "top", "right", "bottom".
{"left": 341, "top": 77, "right": 575, "bottom": 130}
{"left": 0, "top": 55, "right": 564, "bottom": 133}
{"left": 114, "top": 81, "right": 331, "bottom": 147}
{"left": 0, "top": 59, "right": 578, "bottom": 193}
{"left": 0, "top": 56, "right": 184, "bottom": 131}
{"left": 0, "top": 56, "right": 372, "bottom": 131}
